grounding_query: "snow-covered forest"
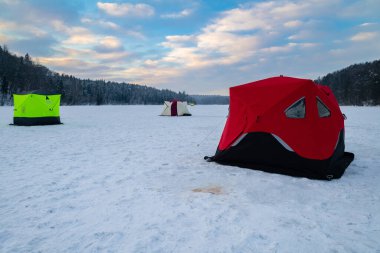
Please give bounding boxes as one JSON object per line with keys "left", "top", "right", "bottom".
{"left": 315, "top": 60, "right": 380, "bottom": 105}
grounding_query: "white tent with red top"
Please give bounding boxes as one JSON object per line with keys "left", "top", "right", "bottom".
{"left": 160, "top": 100, "right": 192, "bottom": 116}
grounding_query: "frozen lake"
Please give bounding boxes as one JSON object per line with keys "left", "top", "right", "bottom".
{"left": 0, "top": 105, "right": 379, "bottom": 252}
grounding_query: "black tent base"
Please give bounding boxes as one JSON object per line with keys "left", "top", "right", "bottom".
{"left": 13, "top": 117, "right": 62, "bottom": 126}
{"left": 208, "top": 132, "right": 354, "bottom": 180}
{"left": 159, "top": 114, "right": 192, "bottom": 116}
{"left": 208, "top": 152, "right": 354, "bottom": 180}
{"left": 332, "top": 152, "right": 355, "bottom": 178}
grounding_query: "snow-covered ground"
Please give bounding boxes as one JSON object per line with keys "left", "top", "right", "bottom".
{"left": 0, "top": 105, "right": 379, "bottom": 253}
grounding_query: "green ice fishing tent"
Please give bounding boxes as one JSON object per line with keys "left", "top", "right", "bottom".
{"left": 13, "top": 90, "right": 61, "bottom": 126}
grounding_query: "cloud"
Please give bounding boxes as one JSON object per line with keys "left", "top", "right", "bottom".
{"left": 39, "top": 19, "right": 131, "bottom": 68}
{"left": 156, "top": 1, "right": 328, "bottom": 70}
{"left": 8, "top": 36, "right": 58, "bottom": 56}
{"left": 80, "top": 17, "right": 145, "bottom": 39}
{"left": 287, "top": 31, "right": 310, "bottom": 40}
{"left": 350, "top": 32, "right": 378, "bottom": 41}
{"left": 64, "top": 34, "right": 98, "bottom": 45}
{"left": 260, "top": 42, "right": 317, "bottom": 55}
{"left": 59, "top": 47, "right": 130, "bottom": 63}
{"left": 120, "top": 65, "right": 181, "bottom": 85}
{"left": 51, "top": 20, "right": 89, "bottom": 35}
{"left": 51, "top": 20, "right": 120, "bottom": 47}
{"left": 284, "top": 20, "right": 303, "bottom": 28}
{"left": 99, "top": 36, "right": 122, "bottom": 49}
{"left": 38, "top": 56, "right": 121, "bottom": 79}
{"left": 359, "top": 22, "right": 377, "bottom": 27}
{"left": 0, "top": 0, "right": 84, "bottom": 27}
{"left": 120, "top": 0, "right": 379, "bottom": 94}
{"left": 37, "top": 46, "right": 131, "bottom": 80}
{"left": 161, "top": 35, "right": 195, "bottom": 48}
{"left": 165, "top": 35, "right": 195, "bottom": 42}
{"left": 94, "top": 36, "right": 124, "bottom": 53}
{"left": 81, "top": 18, "right": 119, "bottom": 29}
{"left": 0, "top": 20, "right": 48, "bottom": 37}
{"left": 0, "top": 19, "right": 58, "bottom": 55}
{"left": 97, "top": 2, "right": 154, "bottom": 17}
{"left": 197, "top": 31, "right": 260, "bottom": 65}
{"left": 161, "top": 9, "right": 193, "bottom": 19}
{"left": 0, "top": 34, "right": 9, "bottom": 44}
{"left": 205, "top": 7, "right": 271, "bottom": 32}
{"left": 3, "top": 0, "right": 380, "bottom": 94}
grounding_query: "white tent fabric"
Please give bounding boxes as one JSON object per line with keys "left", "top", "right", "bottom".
{"left": 161, "top": 101, "right": 172, "bottom": 116}
{"left": 177, "top": 101, "right": 191, "bottom": 116}
{"left": 160, "top": 101, "right": 191, "bottom": 116}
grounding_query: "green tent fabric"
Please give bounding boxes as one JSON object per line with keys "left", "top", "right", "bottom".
{"left": 13, "top": 90, "right": 61, "bottom": 125}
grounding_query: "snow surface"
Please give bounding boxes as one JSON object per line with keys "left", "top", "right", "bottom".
{"left": 0, "top": 105, "right": 379, "bottom": 253}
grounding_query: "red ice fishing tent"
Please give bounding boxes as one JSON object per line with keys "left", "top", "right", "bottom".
{"left": 160, "top": 100, "right": 192, "bottom": 116}
{"left": 205, "top": 76, "right": 354, "bottom": 180}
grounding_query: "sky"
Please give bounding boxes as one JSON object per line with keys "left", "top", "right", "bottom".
{"left": 0, "top": 0, "right": 379, "bottom": 95}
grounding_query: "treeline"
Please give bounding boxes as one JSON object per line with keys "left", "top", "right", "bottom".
{"left": 0, "top": 45, "right": 194, "bottom": 106}
{"left": 315, "top": 60, "right": 380, "bottom": 105}
{"left": 191, "top": 95, "right": 229, "bottom": 105}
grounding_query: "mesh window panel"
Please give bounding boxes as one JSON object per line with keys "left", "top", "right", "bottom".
{"left": 285, "top": 98, "right": 306, "bottom": 118}
{"left": 317, "top": 98, "right": 331, "bottom": 117}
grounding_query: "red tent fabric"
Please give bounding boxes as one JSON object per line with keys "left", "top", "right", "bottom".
{"left": 218, "top": 76, "right": 344, "bottom": 160}
{"left": 205, "top": 76, "right": 354, "bottom": 180}
{"left": 171, "top": 100, "right": 178, "bottom": 116}
{"left": 206, "top": 76, "right": 354, "bottom": 180}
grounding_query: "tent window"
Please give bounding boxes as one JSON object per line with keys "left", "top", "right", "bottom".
{"left": 285, "top": 97, "right": 305, "bottom": 119}
{"left": 317, "top": 97, "right": 330, "bottom": 117}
